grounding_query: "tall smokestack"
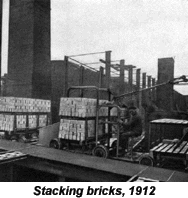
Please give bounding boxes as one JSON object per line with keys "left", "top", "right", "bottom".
{"left": 0, "top": 0, "right": 2, "bottom": 95}
{"left": 156, "top": 57, "right": 174, "bottom": 111}
{"left": 7, "top": 0, "right": 51, "bottom": 99}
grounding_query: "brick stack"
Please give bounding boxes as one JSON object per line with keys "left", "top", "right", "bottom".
{"left": 59, "top": 119, "right": 104, "bottom": 141}
{"left": 0, "top": 114, "right": 14, "bottom": 131}
{"left": 16, "top": 115, "right": 27, "bottom": 129}
{"left": 0, "top": 97, "right": 51, "bottom": 131}
{"left": 39, "top": 115, "right": 48, "bottom": 127}
{"left": 0, "top": 97, "right": 51, "bottom": 112}
{"left": 59, "top": 98, "right": 108, "bottom": 117}
{"left": 59, "top": 97, "right": 110, "bottom": 141}
{"left": 28, "top": 115, "right": 37, "bottom": 129}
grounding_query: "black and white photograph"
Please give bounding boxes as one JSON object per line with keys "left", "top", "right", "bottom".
{"left": 0, "top": 0, "right": 188, "bottom": 184}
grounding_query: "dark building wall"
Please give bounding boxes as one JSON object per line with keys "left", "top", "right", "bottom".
{"left": 7, "top": 0, "right": 51, "bottom": 99}
{"left": 51, "top": 60, "right": 80, "bottom": 122}
{"left": 174, "top": 91, "right": 187, "bottom": 112}
{"left": 32, "top": 0, "right": 51, "bottom": 99}
{"left": 51, "top": 60, "right": 140, "bottom": 122}
{"left": 0, "top": 0, "right": 2, "bottom": 87}
{"left": 156, "top": 58, "right": 174, "bottom": 111}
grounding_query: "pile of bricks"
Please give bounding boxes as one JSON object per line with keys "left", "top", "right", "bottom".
{"left": 39, "top": 115, "right": 48, "bottom": 127}
{"left": 16, "top": 115, "right": 27, "bottom": 129}
{"left": 0, "top": 114, "right": 14, "bottom": 131}
{"left": 59, "top": 97, "right": 113, "bottom": 141}
{"left": 0, "top": 97, "right": 51, "bottom": 131}
{"left": 0, "top": 97, "right": 51, "bottom": 113}
{"left": 59, "top": 98, "right": 108, "bottom": 117}
{"left": 28, "top": 115, "right": 37, "bottom": 129}
{"left": 59, "top": 119, "right": 104, "bottom": 141}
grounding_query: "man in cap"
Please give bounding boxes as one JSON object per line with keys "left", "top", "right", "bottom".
{"left": 118, "top": 106, "right": 143, "bottom": 155}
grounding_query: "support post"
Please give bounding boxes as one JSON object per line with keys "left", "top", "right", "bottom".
{"left": 136, "top": 69, "right": 141, "bottom": 109}
{"left": 105, "top": 51, "right": 111, "bottom": 89}
{"left": 152, "top": 78, "right": 156, "bottom": 102}
{"left": 99, "top": 66, "right": 104, "bottom": 88}
{"left": 79, "top": 66, "right": 84, "bottom": 97}
{"left": 147, "top": 75, "right": 152, "bottom": 101}
{"left": 142, "top": 72, "right": 146, "bottom": 106}
{"left": 128, "top": 67, "right": 133, "bottom": 93}
{"left": 64, "top": 56, "right": 68, "bottom": 97}
{"left": 147, "top": 75, "right": 151, "bottom": 88}
{"left": 119, "top": 59, "right": 125, "bottom": 94}
{"left": 157, "top": 58, "right": 174, "bottom": 111}
{"left": 142, "top": 73, "right": 146, "bottom": 88}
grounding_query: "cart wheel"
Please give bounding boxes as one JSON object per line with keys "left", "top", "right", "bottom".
{"left": 19, "top": 135, "right": 27, "bottom": 143}
{"left": 31, "top": 132, "right": 38, "bottom": 139}
{"left": 92, "top": 145, "right": 109, "bottom": 158}
{"left": 49, "top": 139, "right": 61, "bottom": 149}
{"left": 139, "top": 154, "right": 154, "bottom": 166}
{"left": 10, "top": 135, "right": 17, "bottom": 142}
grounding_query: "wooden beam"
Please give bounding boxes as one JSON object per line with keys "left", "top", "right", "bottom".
{"left": 79, "top": 66, "right": 84, "bottom": 97}
{"left": 64, "top": 56, "right": 69, "bottom": 97}
{"left": 99, "top": 66, "right": 104, "bottom": 88}
{"left": 105, "top": 51, "right": 111, "bottom": 89}
{"left": 147, "top": 75, "right": 152, "bottom": 100}
{"left": 128, "top": 67, "right": 133, "bottom": 92}
{"left": 136, "top": 69, "right": 141, "bottom": 109}
{"left": 142, "top": 73, "right": 146, "bottom": 88}
{"left": 119, "top": 60, "right": 125, "bottom": 94}
{"left": 142, "top": 72, "right": 147, "bottom": 106}
{"left": 136, "top": 69, "right": 141, "bottom": 90}
{"left": 147, "top": 75, "right": 151, "bottom": 88}
{"left": 152, "top": 78, "right": 156, "bottom": 102}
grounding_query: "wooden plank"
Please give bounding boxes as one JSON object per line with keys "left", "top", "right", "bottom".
{"left": 167, "top": 144, "right": 178, "bottom": 153}
{"left": 180, "top": 143, "right": 188, "bottom": 154}
{"left": 173, "top": 141, "right": 187, "bottom": 154}
{"left": 155, "top": 143, "right": 168, "bottom": 152}
{"left": 150, "top": 143, "right": 163, "bottom": 152}
{"left": 186, "top": 150, "right": 188, "bottom": 160}
{"left": 160, "top": 143, "right": 175, "bottom": 153}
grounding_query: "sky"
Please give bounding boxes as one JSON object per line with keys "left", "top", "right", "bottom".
{"left": 2, "top": 0, "right": 188, "bottom": 94}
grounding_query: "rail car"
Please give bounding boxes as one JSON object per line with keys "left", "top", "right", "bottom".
{"left": 0, "top": 97, "right": 51, "bottom": 142}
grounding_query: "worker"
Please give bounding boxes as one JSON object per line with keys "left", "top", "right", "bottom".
{"left": 118, "top": 106, "right": 143, "bottom": 155}
{"left": 111, "top": 104, "right": 128, "bottom": 134}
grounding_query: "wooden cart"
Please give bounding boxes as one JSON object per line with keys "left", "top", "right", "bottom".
{"left": 139, "top": 119, "right": 188, "bottom": 170}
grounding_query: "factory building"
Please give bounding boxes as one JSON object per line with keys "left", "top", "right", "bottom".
{"left": 7, "top": 0, "right": 51, "bottom": 100}
{"left": 0, "top": 0, "right": 188, "bottom": 183}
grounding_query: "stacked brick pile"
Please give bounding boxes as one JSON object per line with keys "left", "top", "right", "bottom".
{"left": 59, "top": 98, "right": 109, "bottom": 117}
{"left": 0, "top": 97, "right": 51, "bottom": 112}
{"left": 0, "top": 97, "right": 51, "bottom": 131}
{"left": 59, "top": 97, "right": 111, "bottom": 141}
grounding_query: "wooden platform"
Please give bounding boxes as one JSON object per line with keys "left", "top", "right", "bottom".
{"left": 0, "top": 150, "right": 27, "bottom": 165}
{"left": 0, "top": 139, "right": 188, "bottom": 182}
{"left": 150, "top": 141, "right": 188, "bottom": 167}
